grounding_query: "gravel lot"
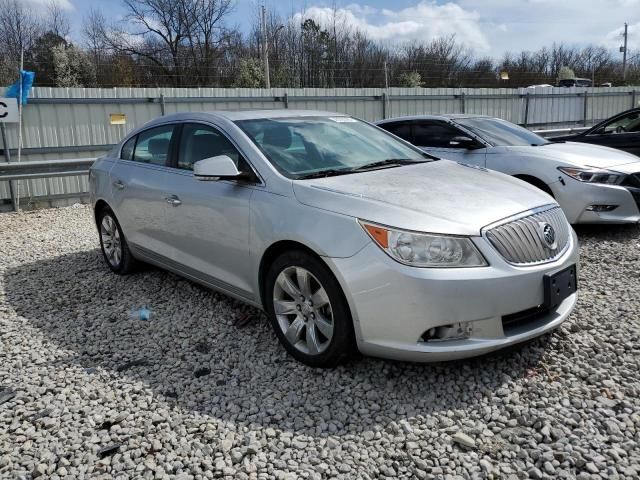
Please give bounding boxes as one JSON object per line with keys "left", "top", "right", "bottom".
{"left": 0, "top": 205, "right": 639, "bottom": 480}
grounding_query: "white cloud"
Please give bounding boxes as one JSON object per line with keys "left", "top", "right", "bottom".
{"left": 290, "top": 0, "right": 639, "bottom": 57}
{"left": 453, "top": 0, "right": 640, "bottom": 56}
{"left": 292, "top": 1, "right": 490, "bottom": 52}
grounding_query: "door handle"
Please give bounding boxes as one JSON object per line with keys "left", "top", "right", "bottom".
{"left": 113, "top": 180, "right": 125, "bottom": 190}
{"left": 165, "top": 195, "right": 182, "bottom": 206}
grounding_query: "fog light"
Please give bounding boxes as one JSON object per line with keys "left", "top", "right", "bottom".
{"left": 586, "top": 205, "right": 618, "bottom": 212}
{"left": 421, "top": 322, "right": 472, "bottom": 342}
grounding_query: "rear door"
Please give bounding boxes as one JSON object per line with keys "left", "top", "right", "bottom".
{"left": 109, "top": 124, "right": 178, "bottom": 260}
{"left": 162, "top": 122, "right": 258, "bottom": 301}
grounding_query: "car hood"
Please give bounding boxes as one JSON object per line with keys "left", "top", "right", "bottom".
{"left": 505, "top": 142, "right": 640, "bottom": 172}
{"left": 292, "top": 160, "right": 555, "bottom": 236}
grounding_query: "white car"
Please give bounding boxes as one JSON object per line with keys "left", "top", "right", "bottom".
{"left": 376, "top": 115, "right": 640, "bottom": 224}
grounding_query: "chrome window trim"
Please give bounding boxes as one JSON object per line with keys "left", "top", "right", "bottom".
{"left": 116, "top": 120, "right": 265, "bottom": 186}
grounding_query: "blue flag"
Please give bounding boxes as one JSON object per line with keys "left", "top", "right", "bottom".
{"left": 5, "top": 70, "right": 35, "bottom": 105}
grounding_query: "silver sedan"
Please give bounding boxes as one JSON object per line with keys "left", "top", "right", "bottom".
{"left": 377, "top": 114, "right": 640, "bottom": 224}
{"left": 90, "top": 110, "right": 578, "bottom": 367}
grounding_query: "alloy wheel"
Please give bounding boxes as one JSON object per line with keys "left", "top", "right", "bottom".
{"left": 273, "top": 266, "right": 334, "bottom": 355}
{"left": 100, "top": 215, "right": 122, "bottom": 267}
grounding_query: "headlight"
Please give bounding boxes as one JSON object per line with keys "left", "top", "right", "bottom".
{"left": 558, "top": 167, "right": 623, "bottom": 185}
{"left": 359, "top": 221, "right": 488, "bottom": 268}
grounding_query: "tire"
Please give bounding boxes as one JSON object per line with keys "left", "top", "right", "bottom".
{"left": 97, "top": 207, "right": 138, "bottom": 275}
{"left": 264, "top": 250, "right": 355, "bottom": 368}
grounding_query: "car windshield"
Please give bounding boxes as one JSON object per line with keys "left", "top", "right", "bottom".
{"left": 455, "top": 117, "right": 549, "bottom": 147}
{"left": 236, "top": 116, "right": 428, "bottom": 178}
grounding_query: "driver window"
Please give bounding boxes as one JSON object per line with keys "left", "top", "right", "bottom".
{"left": 600, "top": 112, "right": 640, "bottom": 134}
{"left": 412, "top": 121, "right": 463, "bottom": 148}
{"left": 178, "top": 123, "right": 244, "bottom": 171}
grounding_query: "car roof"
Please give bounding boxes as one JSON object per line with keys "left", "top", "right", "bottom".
{"left": 376, "top": 114, "right": 490, "bottom": 124}
{"left": 147, "top": 109, "right": 348, "bottom": 124}
{"left": 123, "top": 110, "right": 355, "bottom": 144}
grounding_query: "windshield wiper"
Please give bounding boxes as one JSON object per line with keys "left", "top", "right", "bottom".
{"left": 297, "top": 168, "right": 356, "bottom": 179}
{"left": 297, "top": 158, "right": 429, "bottom": 179}
{"left": 350, "top": 158, "right": 429, "bottom": 172}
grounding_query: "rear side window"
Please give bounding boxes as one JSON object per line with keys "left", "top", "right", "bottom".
{"left": 412, "top": 121, "right": 462, "bottom": 147}
{"left": 177, "top": 123, "right": 243, "bottom": 170}
{"left": 133, "top": 125, "right": 175, "bottom": 166}
{"left": 120, "top": 136, "right": 136, "bottom": 160}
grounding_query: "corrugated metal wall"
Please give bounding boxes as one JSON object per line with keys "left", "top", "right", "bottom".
{"left": 1, "top": 86, "right": 638, "bottom": 206}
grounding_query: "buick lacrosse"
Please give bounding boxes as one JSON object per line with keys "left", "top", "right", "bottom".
{"left": 377, "top": 114, "right": 640, "bottom": 224}
{"left": 90, "top": 110, "right": 578, "bottom": 367}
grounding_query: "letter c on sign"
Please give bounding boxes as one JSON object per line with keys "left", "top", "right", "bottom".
{"left": 0, "top": 101, "right": 7, "bottom": 118}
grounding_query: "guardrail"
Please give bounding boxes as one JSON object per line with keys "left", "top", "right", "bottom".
{"left": 0, "top": 158, "right": 95, "bottom": 181}
{"left": 0, "top": 158, "right": 95, "bottom": 211}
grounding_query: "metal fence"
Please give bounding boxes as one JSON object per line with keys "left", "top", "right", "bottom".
{"left": 1, "top": 86, "right": 638, "bottom": 210}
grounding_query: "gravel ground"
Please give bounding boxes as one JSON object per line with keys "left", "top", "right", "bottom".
{"left": 0, "top": 205, "right": 639, "bottom": 480}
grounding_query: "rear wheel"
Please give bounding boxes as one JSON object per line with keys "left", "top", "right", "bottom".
{"left": 265, "top": 250, "right": 355, "bottom": 367}
{"left": 97, "top": 207, "right": 137, "bottom": 274}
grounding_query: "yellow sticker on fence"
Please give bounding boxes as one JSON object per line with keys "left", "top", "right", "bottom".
{"left": 109, "top": 113, "right": 126, "bottom": 125}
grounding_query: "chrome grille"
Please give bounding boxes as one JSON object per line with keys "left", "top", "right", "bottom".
{"left": 486, "top": 206, "right": 571, "bottom": 266}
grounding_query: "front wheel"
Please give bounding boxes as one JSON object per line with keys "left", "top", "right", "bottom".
{"left": 265, "top": 251, "right": 356, "bottom": 368}
{"left": 97, "top": 207, "right": 138, "bottom": 274}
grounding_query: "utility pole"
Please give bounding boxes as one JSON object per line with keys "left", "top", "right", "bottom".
{"left": 384, "top": 61, "right": 389, "bottom": 89}
{"left": 622, "top": 22, "right": 628, "bottom": 82}
{"left": 261, "top": 5, "right": 270, "bottom": 89}
{"left": 16, "top": 48, "right": 23, "bottom": 211}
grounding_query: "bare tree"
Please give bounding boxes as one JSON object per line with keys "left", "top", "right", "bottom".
{"left": 104, "top": 0, "right": 194, "bottom": 85}
{"left": 0, "top": 0, "right": 42, "bottom": 60}
{"left": 7, "top": 0, "right": 637, "bottom": 89}
{"left": 182, "top": 0, "right": 234, "bottom": 84}
{"left": 102, "top": 0, "right": 234, "bottom": 86}
{"left": 82, "top": 8, "right": 110, "bottom": 84}
{"left": 46, "top": 0, "right": 71, "bottom": 38}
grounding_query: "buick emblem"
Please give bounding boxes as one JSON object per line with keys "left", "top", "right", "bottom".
{"left": 538, "top": 222, "right": 557, "bottom": 249}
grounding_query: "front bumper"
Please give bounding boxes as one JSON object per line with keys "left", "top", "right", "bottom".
{"left": 551, "top": 177, "right": 640, "bottom": 224}
{"left": 325, "top": 229, "right": 579, "bottom": 362}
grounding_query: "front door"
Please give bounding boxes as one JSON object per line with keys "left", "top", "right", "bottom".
{"left": 411, "top": 121, "right": 487, "bottom": 167}
{"left": 162, "top": 122, "right": 258, "bottom": 301}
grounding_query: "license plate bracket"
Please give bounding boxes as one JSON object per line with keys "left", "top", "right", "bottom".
{"left": 544, "top": 264, "right": 577, "bottom": 311}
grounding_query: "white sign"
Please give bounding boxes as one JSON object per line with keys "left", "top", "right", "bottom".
{"left": 0, "top": 98, "right": 19, "bottom": 123}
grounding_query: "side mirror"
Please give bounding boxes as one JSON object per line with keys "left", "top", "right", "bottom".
{"left": 449, "top": 136, "right": 480, "bottom": 149}
{"left": 194, "top": 155, "right": 241, "bottom": 180}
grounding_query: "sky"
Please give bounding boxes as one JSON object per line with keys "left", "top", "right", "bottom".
{"left": 28, "top": 0, "right": 640, "bottom": 59}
